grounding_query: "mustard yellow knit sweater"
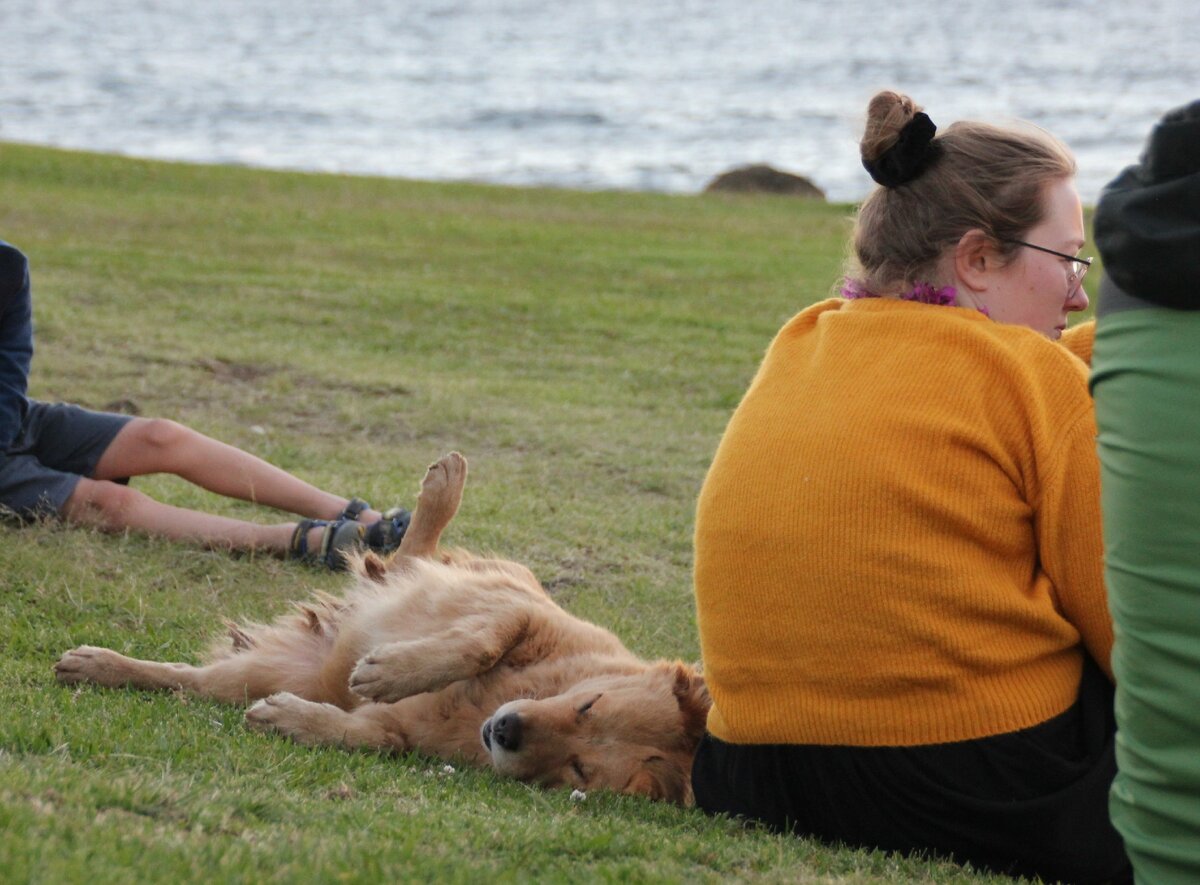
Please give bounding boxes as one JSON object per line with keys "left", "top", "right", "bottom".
{"left": 694, "top": 299, "right": 1111, "bottom": 747}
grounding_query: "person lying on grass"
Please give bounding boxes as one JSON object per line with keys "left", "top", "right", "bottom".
{"left": 691, "top": 90, "right": 1129, "bottom": 885}
{"left": 0, "top": 238, "right": 408, "bottom": 569}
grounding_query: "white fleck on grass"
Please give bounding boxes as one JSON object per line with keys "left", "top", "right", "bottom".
{"left": 570, "top": 789, "right": 586, "bottom": 802}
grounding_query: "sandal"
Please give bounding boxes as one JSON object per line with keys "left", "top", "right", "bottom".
{"left": 289, "top": 517, "right": 368, "bottom": 571}
{"left": 338, "top": 498, "right": 412, "bottom": 555}
{"left": 338, "top": 497, "right": 372, "bottom": 521}
{"left": 364, "top": 506, "right": 411, "bottom": 554}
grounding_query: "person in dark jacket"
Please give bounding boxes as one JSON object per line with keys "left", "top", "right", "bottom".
{"left": 1090, "top": 99, "right": 1200, "bottom": 885}
{"left": 0, "top": 240, "right": 407, "bottom": 568}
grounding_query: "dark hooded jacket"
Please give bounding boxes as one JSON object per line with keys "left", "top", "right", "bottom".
{"left": 1094, "top": 100, "right": 1200, "bottom": 313}
{"left": 0, "top": 241, "right": 33, "bottom": 450}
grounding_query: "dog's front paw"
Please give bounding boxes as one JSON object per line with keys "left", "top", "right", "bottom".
{"left": 349, "top": 653, "right": 418, "bottom": 704}
{"left": 54, "top": 646, "right": 131, "bottom": 687}
{"left": 245, "top": 692, "right": 329, "bottom": 745}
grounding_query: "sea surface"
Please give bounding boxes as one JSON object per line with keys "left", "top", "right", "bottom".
{"left": 0, "top": 0, "right": 1197, "bottom": 202}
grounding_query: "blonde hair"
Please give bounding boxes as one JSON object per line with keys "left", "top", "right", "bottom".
{"left": 850, "top": 91, "right": 1076, "bottom": 294}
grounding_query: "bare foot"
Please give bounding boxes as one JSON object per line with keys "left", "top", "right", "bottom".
{"left": 394, "top": 452, "right": 468, "bottom": 558}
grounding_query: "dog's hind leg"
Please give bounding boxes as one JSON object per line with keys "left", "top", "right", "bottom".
{"left": 349, "top": 611, "right": 530, "bottom": 704}
{"left": 389, "top": 452, "right": 468, "bottom": 562}
{"left": 54, "top": 645, "right": 293, "bottom": 705}
{"left": 245, "top": 692, "right": 406, "bottom": 751}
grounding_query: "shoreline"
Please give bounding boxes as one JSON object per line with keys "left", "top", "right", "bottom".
{"left": 0, "top": 137, "right": 1110, "bottom": 208}
{"left": 0, "top": 136, "right": 747, "bottom": 200}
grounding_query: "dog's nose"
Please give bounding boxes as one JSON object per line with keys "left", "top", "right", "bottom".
{"left": 491, "top": 712, "right": 523, "bottom": 751}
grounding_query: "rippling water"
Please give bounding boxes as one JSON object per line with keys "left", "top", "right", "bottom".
{"left": 0, "top": 0, "right": 1196, "bottom": 201}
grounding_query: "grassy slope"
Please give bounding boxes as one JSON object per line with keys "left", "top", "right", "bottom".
{"left": 0, "top": 142, "right": 1058, "bottom": 883}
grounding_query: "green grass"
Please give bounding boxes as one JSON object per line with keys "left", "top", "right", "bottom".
{"left": 0, "top": 143, "right": 1073, "bottom": 883}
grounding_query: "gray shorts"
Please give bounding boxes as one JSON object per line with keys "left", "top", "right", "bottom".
{"left": 0, "top": 400, "right": 133, "bottom": 519}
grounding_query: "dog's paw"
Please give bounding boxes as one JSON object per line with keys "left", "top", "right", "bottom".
{"left": 416, "top": 452, "right": 467, "bottom": 511}
{"left": 54, "top": 645, "right": 130, "bottom": 687}
{"left": 245, "top": 692, "right": 331, "bottom": 746}
{"left": 349, "top": 654, "right": 418, "bottom": 704}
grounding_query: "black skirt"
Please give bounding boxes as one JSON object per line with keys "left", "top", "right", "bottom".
{"left": 692, "top": 659, "right": 1131, "bottom": 884}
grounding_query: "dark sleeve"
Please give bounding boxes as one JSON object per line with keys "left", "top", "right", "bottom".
{"left": 0, "top": 242, "right": 34, "bottom": 451}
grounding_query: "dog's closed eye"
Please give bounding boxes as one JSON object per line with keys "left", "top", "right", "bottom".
{"left": 570, "top": 758, "right": 589, "bottom": 784}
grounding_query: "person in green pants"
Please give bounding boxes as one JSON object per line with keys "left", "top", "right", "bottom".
{"left": 1091, "top": 99, "right": 1200, "bottom": 883}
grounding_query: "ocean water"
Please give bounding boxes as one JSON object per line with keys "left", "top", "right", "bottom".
{"left": 0, "top": 0, "right": 1196, "bottom": 202}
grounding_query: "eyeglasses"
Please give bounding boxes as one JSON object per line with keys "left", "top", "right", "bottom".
{"left": 1005, "top": 240, "right": 1093, "bottom": 288}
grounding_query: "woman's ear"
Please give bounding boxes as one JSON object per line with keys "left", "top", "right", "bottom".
{"left": 954, "top": 228, "right": 996, "bottom": 294}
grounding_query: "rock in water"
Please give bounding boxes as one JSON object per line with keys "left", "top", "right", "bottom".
{"left": 704, "top": 164, "right": 825, "bottom": 199}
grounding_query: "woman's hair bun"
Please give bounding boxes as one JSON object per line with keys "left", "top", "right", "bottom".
{"left": 861, "top": 91, "right": 922, "bottom": 165}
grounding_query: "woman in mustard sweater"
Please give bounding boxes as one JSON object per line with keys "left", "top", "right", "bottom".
{"left": 692, "top": 92, "right": 1128, "bottom": 884}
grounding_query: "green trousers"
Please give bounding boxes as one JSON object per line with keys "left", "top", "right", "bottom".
{"left": 1093, "top": 307, "right": 1200, "bottom": 885}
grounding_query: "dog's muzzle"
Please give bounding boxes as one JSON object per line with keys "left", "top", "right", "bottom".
{"left": 480, "top": 711, "right": 523, "bottom": 753}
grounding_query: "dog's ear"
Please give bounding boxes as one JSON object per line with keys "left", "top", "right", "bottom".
{"left": 626, "top": 755, "right": 694, "bottom": 806}
{"left": 668, "top": 662, "right": 711, "bottom": 744}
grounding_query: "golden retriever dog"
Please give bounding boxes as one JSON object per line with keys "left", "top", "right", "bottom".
{"left": 55, "top": 453, "right": 709, "bottom": 804}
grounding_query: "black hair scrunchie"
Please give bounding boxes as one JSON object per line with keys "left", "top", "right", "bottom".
{"left": 862, "top": 112, "right": 941, "bottom": 188}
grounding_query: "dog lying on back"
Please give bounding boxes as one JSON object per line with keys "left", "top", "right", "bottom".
{"left": 55, "top": 453, "right": 710, "bottom": 803}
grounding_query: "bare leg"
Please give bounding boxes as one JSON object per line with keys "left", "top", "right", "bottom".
{"left": 246, "top": 693, "right": 407, "bottom": 750}
{"left": 392, "top": 452, "right": 468, "bottom": 560}
{"left": 61, "top": 476, "right": 304, "bottom": 554}
{"left": 92, "top": 418, "right": 383, "bottom": 522}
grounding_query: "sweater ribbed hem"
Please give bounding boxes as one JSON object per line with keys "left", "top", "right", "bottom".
{"left": 705, "top": 652, "right": 1084, "bottom": 747}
